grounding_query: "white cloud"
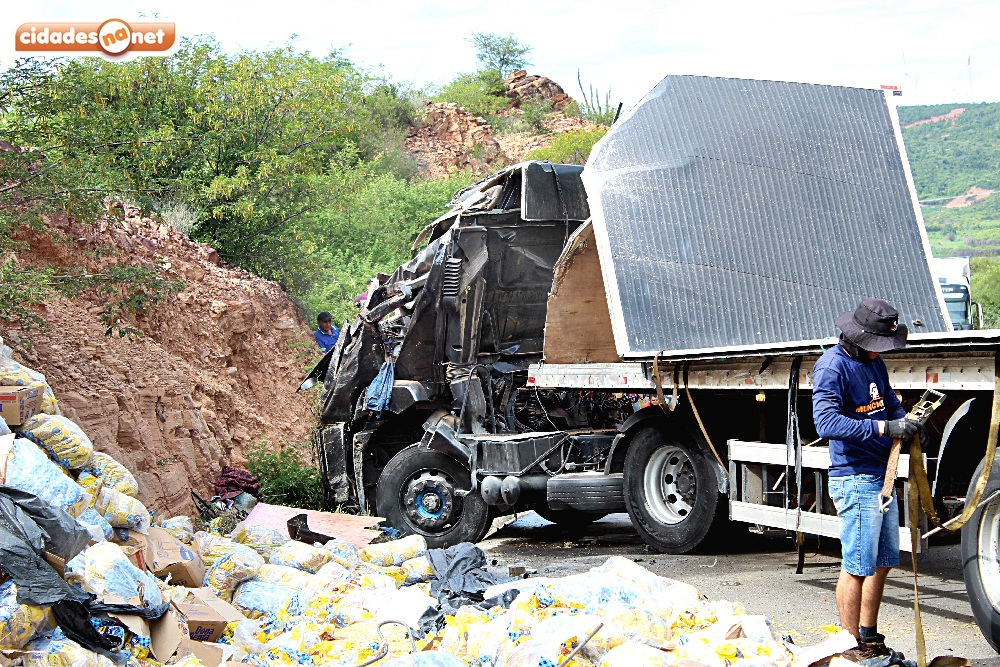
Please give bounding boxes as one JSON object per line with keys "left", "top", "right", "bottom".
{"left": 3, "top": 0, "right": 998, "bottom": 108}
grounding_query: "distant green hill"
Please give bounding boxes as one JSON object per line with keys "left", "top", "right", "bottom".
{"left": 899, "top": 102, "right": 1000, "bottom": 258}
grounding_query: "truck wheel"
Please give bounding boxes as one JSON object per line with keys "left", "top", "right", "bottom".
{"left": 376, "top": 446, "right": 490, "bottom": 548}
{"left": 962, "top": 458, "right": 1000, "bottom": 652}
{"left": 623, "top": 427, "right": 723, "bottom": 554}
{"left": 535, "top": 508, "right": 608, "bottom": 526}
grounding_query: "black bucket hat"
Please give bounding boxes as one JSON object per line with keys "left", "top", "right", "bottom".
{"left": 836, "top": 298, "right": 908, "bottom": 353}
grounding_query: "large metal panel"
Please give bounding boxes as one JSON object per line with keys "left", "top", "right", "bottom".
{"left": 583, "top": 76, "right": 949, "bottom": 357}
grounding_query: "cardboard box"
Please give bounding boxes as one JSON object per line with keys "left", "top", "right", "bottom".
{"left": 111, "top": 606, "right": 187, "bottom": 663}
{"left": 0, "top": 386, "right": 42, "bottom": 426}
{"left": 145, "top": 528, "right": 204, "bottom": 587}
{"left": 185, "top": 640, "right": 232, "bottom": 667}
{"left": 176, "top": 589, "right": 244, "bottom": 643}
{"left": 110, "top": 529, "right": 149, "bottom": 570}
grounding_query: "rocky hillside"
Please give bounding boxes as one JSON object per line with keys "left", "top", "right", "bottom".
{"left": 1, "top": 204, "right": 317, "bottom": 518}
{"left": 406, "top": 70, "right": 605, "bottom": 178}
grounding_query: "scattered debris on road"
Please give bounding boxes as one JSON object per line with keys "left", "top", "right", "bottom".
{"left": 1, "top": 337, "right": 938, "bottom": 666}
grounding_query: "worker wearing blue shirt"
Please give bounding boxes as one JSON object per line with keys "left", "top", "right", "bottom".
{"left": 314, "top": 312, "right": 340, "bottom": 354}
{"left": 812, "top": 298, "right": 921, "bottom": 658}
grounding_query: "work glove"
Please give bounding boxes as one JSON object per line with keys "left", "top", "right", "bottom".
{"left": 886, "top": 418, "right": 920, "bottom": 441}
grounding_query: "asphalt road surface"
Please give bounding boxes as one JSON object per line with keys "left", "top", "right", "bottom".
{"left": 479, "top": 512, "right": 1000, "bottom": 665}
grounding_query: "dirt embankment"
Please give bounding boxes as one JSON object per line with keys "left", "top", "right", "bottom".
{"left": 903, "top": 107, "right": 965, "bottom": 128}
{"left": 2, "top": 205, "right": 317, "bottom": 518}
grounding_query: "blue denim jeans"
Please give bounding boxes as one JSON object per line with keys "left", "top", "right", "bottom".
{"left": 828, "top": 474, "right": 900, "bottom": 576}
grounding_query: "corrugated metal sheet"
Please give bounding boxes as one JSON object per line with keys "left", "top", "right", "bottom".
{"left": 583, "top": 76, "right": 949, "bottom": 357}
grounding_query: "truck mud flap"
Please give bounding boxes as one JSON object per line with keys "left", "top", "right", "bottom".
{"left": 316, "top": 424, "right": 351, "bottom": 507}
{"left": 547, "top": 472, "right": 625, "bottom": 512}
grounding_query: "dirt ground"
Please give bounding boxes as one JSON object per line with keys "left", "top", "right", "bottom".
{"left": 480, "top": 512, "right": 1000, "bottom": 665}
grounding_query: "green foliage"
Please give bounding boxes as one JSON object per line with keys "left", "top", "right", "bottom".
{"left": 246, "top": 440, "right": 323, "bottom": 509}
{"left": 526, "top": 128, "right": 609, "bottom": 165}
{"left": 971, "top": 256, "right": 1000, "bottom": 328}
{"left": 0, "top": 62, "right": 185, "bottom": 335}
{"left": 468, "top": 33, "right": 532, "bottom": 78}
{"left": 297, "top": 168, "right": 474, "bottom": 325}
{"left": 900, "top": 102, "right": 1000, "bottom": 200}
{"left": 1, "top": 40, "right": 449, "bottom": 325}
{"left": 1, "top": 40, "right": 420, "bottom": 289}
{"left": 433, "top": 70, "right": 509, "bottom": 119}
{"left": 922, "top": 194, "right": 1000, "bottom": 257}
{"left": 897, "top": 102, "right": 1000, "bottom": 260}
{"left": 519, "top": 97, "right": 554, "bottom": 134}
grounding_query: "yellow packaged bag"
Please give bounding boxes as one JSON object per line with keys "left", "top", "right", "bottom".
{"left": 39, "top": 394, "right": 58, "bottom": 416}
{"left": 359, "top": 534, "right": 427, "bottom": 567}
{"left": 20, "top": 414, "right": 94, "bottom": 469}
{"left": 256, "top": 564, "right": 313, "bottom": 591}
{"left": 65, "top": 542, "right": 163, "bottom": 607}
{"left": 22, "top": 633, "right": 116, "bottom": 667}
{"left": 4, "top": 438, "right": 90, "bottom": 518}
{"left": 300, "top": 561, "right": 351, "bottom": 608}
{"left": 231, "top": 581, "right": 301, "bottom": 620}
{"left": 231, "top": 522, "right": 289, "bottom": 558}
{"left": 375, "top": 565, "right": 407, "bottom": 587}
{"left": 268, "top": 540, "right": 332, "bottom": 574}
{"left": 502, "top": 613, "right": 605, "bottom": 667}
{"left": 0, "top": 582, "right": 52, "bottom": 650}
{"left": 160, "top": 515, "right": 194, "bottom": 544}
{"left": 92, "top": 485, "right": 150, "bottom": 533}
{"left": 322, "top": 539, "right": 361, "bottom": 568}
{"left": 83, "top": 452, "right": 138, "bottom": 498}
{"left": 195, "top": 532, "right": 237, "bottom": 567}
{"left": 439, "top": 605, "right": 491, "bottom": 662}
{"left": 588, "top": 605, "right": 672, "bottom": 652}
{"left": 400, "top": 555, "right": 434, "bottom": 584}
{"left": 172, "top": 655, "right": 207, "bottom": 667}
{"left": 205, "top": 545, "right": 265, "bottom": 601}
{"left": 598, "top": 643, "right": 675, "bottom": 667}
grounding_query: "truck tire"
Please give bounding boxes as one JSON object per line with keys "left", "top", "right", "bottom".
{"left": 623, "top": 427, "right": 724, "bottom": 554}
{"left": 962, "top": 458, "right": 1000, "bottom": 652}
{"left": 376, "top": 446, "right": 490, "bottom": 549}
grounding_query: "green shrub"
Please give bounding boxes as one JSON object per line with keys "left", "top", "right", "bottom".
{"left": 296, "top": 170, "right": 475, "bottom": 326}
{"left": 971, "top": 256, "right": 1000, "bottom": 329}
{"left": 526, "top": 127, "right": 609, "bottom": 165}
{"left": 246, "top": 441, "right": 323, "bottom": 509}
{"left": 433, "top": 71, "right": 509, "bottom": 118}
{"left": 519, "top": 97, "right": 553, "bottom": 134}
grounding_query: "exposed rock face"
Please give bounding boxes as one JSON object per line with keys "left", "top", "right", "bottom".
{"left": 404, "top": 101, "right": 504, "bottom": 178}
{"left": 405, "top": 75, "right": 608, "bottom": 178}
{"left": 2, "top": 204, "right": 316, "bottom": 518}
{"left": 504, "top": 70, "right": 572, "bottom": 111}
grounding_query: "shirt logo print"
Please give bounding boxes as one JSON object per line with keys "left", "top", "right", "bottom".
{"left": 856, "top": 383, "right": 885, "bottom": 414}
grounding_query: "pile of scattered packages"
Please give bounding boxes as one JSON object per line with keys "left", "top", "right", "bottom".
{"left": 0, "top": 339, "right": 836, "bottom": 667}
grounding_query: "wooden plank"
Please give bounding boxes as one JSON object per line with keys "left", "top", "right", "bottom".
{"left": 243, "top": 502, "right": 382, "bottom": 548}
{"left": 543, "top": 221, "right": 620, "bottom": 364}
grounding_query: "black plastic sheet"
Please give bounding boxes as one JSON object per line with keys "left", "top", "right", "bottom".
{"left": 0, "top": 485, "right": 90, "bottom": 607}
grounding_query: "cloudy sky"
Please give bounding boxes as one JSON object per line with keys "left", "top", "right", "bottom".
{"left": 4, "top": 0, "right": 997, "bottom": 110}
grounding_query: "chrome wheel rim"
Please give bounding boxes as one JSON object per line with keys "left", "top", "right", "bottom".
{"left": 977, "top": 495, "right": 1000, "bottom": 610}
{"left": 644, "top": 444, "right": 696, "bottom": 525}
{"left": 403, "top": 470, "right": 457, "bottom": 532}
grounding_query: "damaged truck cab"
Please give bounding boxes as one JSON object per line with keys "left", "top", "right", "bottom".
{"left": 305, "top": 162, "right": 633, "bottom": 546}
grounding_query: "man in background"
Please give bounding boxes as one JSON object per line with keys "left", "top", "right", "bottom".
{"left": 314, "top": 312, "right": 340, "bottom": 354}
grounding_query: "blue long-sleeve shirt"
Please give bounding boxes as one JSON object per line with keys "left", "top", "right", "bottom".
{"left": 314, "top": 326, "right": 340, "bottom": 354}
{"left": 812, "top": 344, "right": 906, "bottom": 477}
